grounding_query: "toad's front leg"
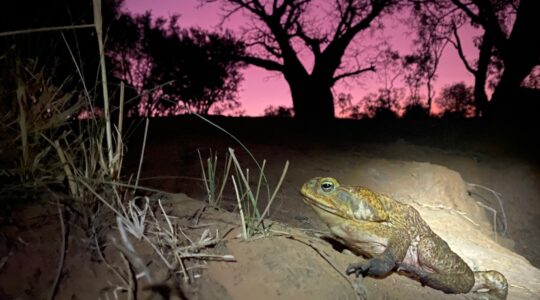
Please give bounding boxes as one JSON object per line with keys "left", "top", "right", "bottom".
{"left": 346, "top": 233, "right": 410, "bottom": 277}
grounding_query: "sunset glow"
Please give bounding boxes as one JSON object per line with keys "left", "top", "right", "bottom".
{"left": 125, "top": 0, "right": 481, "bottom": 116}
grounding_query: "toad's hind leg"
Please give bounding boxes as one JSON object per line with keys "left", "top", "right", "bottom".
{"left": 471, "top": 270, "right": 508, "bottom": 300}
{"left": 415, "top": 236, "right": 475, "bottom": 294}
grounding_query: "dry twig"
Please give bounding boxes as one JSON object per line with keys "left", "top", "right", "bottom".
{"left": 48, "top": 200, "right": 66, "bottom": 300}
{"left": 269, "top": 229, "right": 363, "bottom": 299}
{"left": 412, "top": 200, "right": 480, "bottom": 227}
{"left": 467, "top": 183, "right": 508, "bottom": 236}
{"left": 0, "top": 24, "right": 94, "bottom": 37}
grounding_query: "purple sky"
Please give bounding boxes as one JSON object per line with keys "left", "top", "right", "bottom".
{"left": 125, "top": 0, "right": 480, "bottom": 116}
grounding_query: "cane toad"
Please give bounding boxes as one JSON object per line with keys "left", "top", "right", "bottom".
{"left": 301, "top": 177, "right": 508, "bottom": 299}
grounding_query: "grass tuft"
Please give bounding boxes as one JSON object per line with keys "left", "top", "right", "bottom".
{"left": 228, "top": 148, "right": 289, "bottom": 239}
{"left": 197, "top": 149, "right": 232, "bottom": 208}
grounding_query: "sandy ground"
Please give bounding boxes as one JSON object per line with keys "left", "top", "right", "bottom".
{"left": 1, "top": 116, "right": 539, "bottom": 299}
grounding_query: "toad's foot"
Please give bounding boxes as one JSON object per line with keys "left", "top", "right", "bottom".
{"left": 346, "top": 258, "right": 395, "bottom": 277}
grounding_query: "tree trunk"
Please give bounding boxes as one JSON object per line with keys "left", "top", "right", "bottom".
{"left": 490, "top": 64, "right": 537, "bottom": 114}
{"left": 288, "top": 77, "right": 335, "bottom": 120}
{"left": 489, "top": 0, "right": 540, "bottom": 116}
{"left": 473, "top": 78, "right": 488, "bottom": 117}
{"left": 489, "top": 70, "right": 535, "bottom": 121}
{"left": 426, "top": 79, "right": 433, "bottom": 115}
{"left": 473, "top": 30, "right": 492, "bottom": 117}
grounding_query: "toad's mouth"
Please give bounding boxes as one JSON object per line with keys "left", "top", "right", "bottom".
{"left": 302, "top": 196, "right": 338, "bottom": 214}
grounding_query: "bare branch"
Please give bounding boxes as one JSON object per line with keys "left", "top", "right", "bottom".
{"left": 0, "top": 24, "right": 94, "bottom": 37}
{"left": 314, "top": 0, "right": 391, "bottom": 79}
{"left": 240, "top": 55, "right": 284, "bottom": 72}
{"left": 229, "top": 0, "right": 267, "bottom": 17}
{"left": 292, "top": 20, "right": 322, "bottom": 55}
{"left": 448, "top": 21, "right": 476, "bottom": 74}
{"left": 332, "top": 64, "right": 376, "bottom": 83}
{"left": 348, "top": 0, "right": 390, "bottom": 37}
{"left": 245, "top": 39, "right": 283, "bottom": 58}
{"left": 333, "top": 0, "right": 358, "bottom": 40}
{"left": 450, "top": 0, "right": 482, "bottom": 24}
{"left": 282, "top": 0, "right": 306, "bottom": 31}
{"left": 218, "top": 5, "right": 244, "bottom": 27}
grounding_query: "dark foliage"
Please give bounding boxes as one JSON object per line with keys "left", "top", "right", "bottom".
{"left": 371, "top": 107, "right": 399, "bottom": 121}
{"left": 436, "top": 82, "right": 475, "bottom": 118}
{"left": 402, "top": 103, "right": 430, "bottom": 120}
{"left": 108, "top": 13, "right": 246, "bottom": 115}
{"left": 263, "top": 105, "right": 294, "bottom": 118}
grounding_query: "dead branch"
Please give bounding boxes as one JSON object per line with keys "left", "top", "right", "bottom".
{"left": 48, "top": 200, "right": 66, "bottom": 300}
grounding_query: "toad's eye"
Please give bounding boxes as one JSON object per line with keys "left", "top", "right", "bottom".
{"left": 321, "top": 181, "right": 334, "bottom": 192}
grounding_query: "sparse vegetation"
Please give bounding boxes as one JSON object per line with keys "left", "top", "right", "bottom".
{"left": 196, "top": 131, "right": 290, "bottom": 239}
{"left": 263, "top": 105, "right": 294, "bottom": 118}
{"left": 0, "top": 1, "right": 260, "bottom": 298}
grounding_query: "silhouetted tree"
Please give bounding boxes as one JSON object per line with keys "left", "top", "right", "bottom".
{"left": 403, "top": 7, "right": 450, "bottom": 115}
{"left": 205, "top": 0, "right": 401, "bottom": 120}
{"left": 423, "top": 0, "right": 540, "bottom": 116}
{"left": 109, "top": 14, "right": 246, "bottom": 115}
{"left": 371, "top": 49, "right": 405, "bottom": 114}
{"left": 436, "top": 82, "right": 475, "bottom": 117}
{"left": 402, "top": 54, "right": 428, "bottom": 106}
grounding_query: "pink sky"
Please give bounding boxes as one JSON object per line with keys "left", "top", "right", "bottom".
{"left": 125, "top": 0, "right": 479, "bottom": 116}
